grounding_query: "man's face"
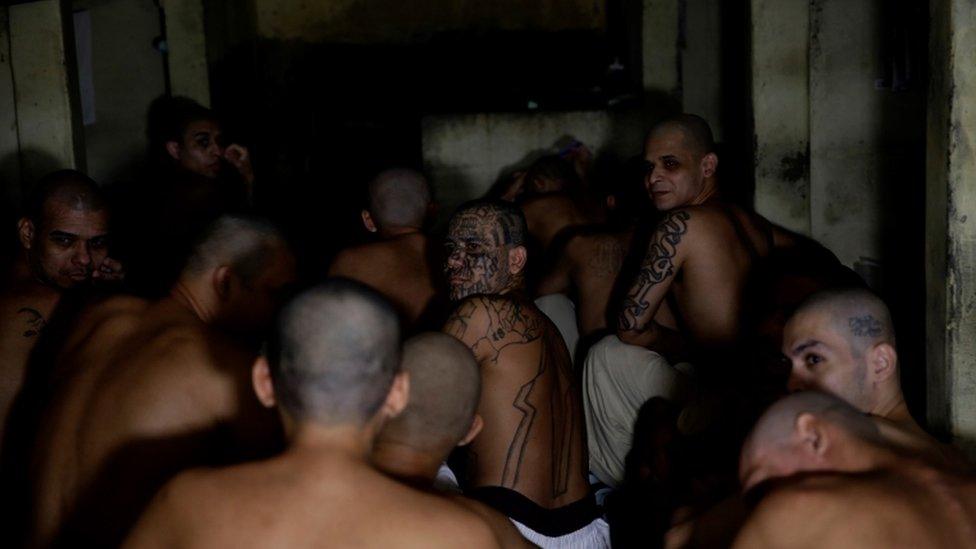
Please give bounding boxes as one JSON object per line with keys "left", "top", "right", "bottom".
{"left": 782, "top": 310, "right": 870, "bottom": 411}
{"left": 644, "top": 128, "right": 707, "bottom": 211}
{"left": 225, "top": 247, "right": 297, "bottom": 335}
{"left": 444, "top": 211, "right": 513, "bottom": 301}
{"left": 23, "top": 202, "right": 110, "bottom": 290}
{"left": 172, "top": 119, "right": 224, "bottom": 179}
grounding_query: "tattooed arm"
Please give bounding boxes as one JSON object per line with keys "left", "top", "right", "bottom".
{"left": 617, "top": 210, "right": 692, "bottom": 352}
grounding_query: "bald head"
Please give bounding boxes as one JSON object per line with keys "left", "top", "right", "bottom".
{"left": 792, "top": 287, "right": 895, "bottom": 355}
{"left": 26, "top": 170, "right": 106, "bottom": 227}
{"left": 267, "top": 279, "right": 402, "bottom": 425}
{"left": 367, "top": 169, "right": 431, "bottom": 230}
{"left": 377, "top": 332, "right": 481, "bottom": 456}
{"left": 740, "top": 391, "right": 881, "bottom": 491}
{"left": 647, "top": 114, "right": 716, "bottom": 159}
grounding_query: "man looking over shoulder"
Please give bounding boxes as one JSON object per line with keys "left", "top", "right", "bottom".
{"left": 124, "top": 280, "right": 502, "bottom": 549}
{"left": 328, "top": 168, "right": 444, "bottom": 332}
{"left": 373, "top": 332, "right": 531, "bottom": 547}
{"left": 442, "top": 200, "right": 608, "bottom": 548}
{"left": 617, "top": 114, "right": 790, "bottom": 357}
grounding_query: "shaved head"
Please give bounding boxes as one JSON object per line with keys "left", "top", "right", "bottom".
{"left": 267, "top": 279, "right": 401, "bottom": 425}
{"left": 367, "top": 169, "right": 431, "bottom": 229}
{"left": 647, "top": 114, "right": 716, "bottom": 159}
{"left": 792, "top": 287, "right": 895, "bottom": 356}
{"left": 740, "top": 391, "right": 881, "bottom": 491}
{"left": 25, "top": 170, "right": 106, "bottom": 226}
{"left": 377, "top": 332, "right": 481, "bottom": 456}
{"left": 183, "top": 215, "right": 288, "bottom": 285}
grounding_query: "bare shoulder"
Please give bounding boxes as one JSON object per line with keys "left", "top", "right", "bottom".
{"left": 444, "top": 295, "right": 546, "bottom": 362}
{"left": 123, "top": 468, "right": 212, "bottom": 548}
{"left": 452, "top": 495, "right": 532, "bottom": 548}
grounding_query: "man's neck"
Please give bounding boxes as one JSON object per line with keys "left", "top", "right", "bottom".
{"left": 873, "top": 393, "right": 920, "bottom": 433}
{"left": 287, "top": 422, "right": 376, "bottom": 463}
{"left": 689, "top": 179, "right": 720, "bottom": 206}
{"left": 372, "top": 439, "right": 442, "bottom": 488}
{"left": 12, "top": 255, "right": 62, "bottom": 299}
{"left": 380, "top": 226, "right": 423, "bottom": 239}
{"left": 169, "top": 280, "right": 214, "bottom": 324}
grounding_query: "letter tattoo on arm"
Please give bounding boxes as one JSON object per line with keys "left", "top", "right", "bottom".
{"left": 618, "top": 211, "right": 690, "bottom": 334}
{"left": 849, "top": 315, "right": 882, "bottom": 337}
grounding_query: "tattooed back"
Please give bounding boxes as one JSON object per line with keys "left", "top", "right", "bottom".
{"left": 444, "top": 294, "right": 589, "bottom": 508}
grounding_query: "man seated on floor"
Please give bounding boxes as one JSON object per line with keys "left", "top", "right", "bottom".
{"left": 735, "top": 391, "right": 976, "bottom": 548}
{"left": 0, "top": 170, "right": 123, "bottom": 454}
{"left": 518, "top": 155, "right": 592, "bottom": 257}
{"left": 588, "top": 114, "right": 791, "bottom": 489}
{"left": 124, "top": 279, "right": 502, "bottom": 549}
{"left": 328, "top": 168, "right": 445, "bottom": 332}
{"left": 26, "top": 216, "right": 296, "bottom": 548}
{"left": 442, "top": 200, "right": 608, "bottom": 548}
{"left": 373, "top": 332, "right": 531, "bottom": 547}
{"left": 782, "top": 287, "right": 967, "bottom": 470}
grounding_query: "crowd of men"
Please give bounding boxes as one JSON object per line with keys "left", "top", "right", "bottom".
{"left": 0, "top": 98, "right": 973, "bottom": 548}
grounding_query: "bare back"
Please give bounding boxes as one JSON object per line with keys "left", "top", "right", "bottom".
{"left": 538, "top": 229, "right": 633, "bottom": 336}
{"left": 328, "top": 233, "right": 440, "bottom": 330}
{"left": 734, "top": 469, "right": 976, "bottom": 548}
{"left": 620, "top": 202, "right": 776, "bottom": 352}
{"left": 124, "top": 450, "right": 501, "bottom": 548}
{"left": 29, "top": 296, "right": 279, "bottom": 547}
{"left": 444, "top": 295, "right": 589, "bottom": 508}
{"left": 520, "top": 194, "right": 589, "bottom": 254}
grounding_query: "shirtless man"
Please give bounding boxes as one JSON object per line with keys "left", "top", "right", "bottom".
{"left": 124, "top": 280, "right": 501, "bottom": 549}
{"left": 442, "top": 200, "right": 608, "bottom": 547}
{"left": 537, "top": 156, "right": 651, "bottom": 338}
{"left": 782, "top": 287, "right": 966, "bottom": 469}
{"left": 0, "top": 171, "right": 122, "bottom": 453}
{"left": 373, "top": 332, "right": 531, "bottom": 547}
{"left": 735, "top": 392, "right": 976, "bottom": 548}
{"left": 518, "top": 155, "right": 592, "bottom": 256}
{"left": 328, "top": 169, "right": 443, "bottom": 331}
{"left": 26, "top": 215, "right": 296, "bottom": 548}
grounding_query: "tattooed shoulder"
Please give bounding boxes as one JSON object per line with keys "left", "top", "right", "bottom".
{"left": 445, "top": 295, "right": 543, "bottom": 362}
{"left": 17, "top": 307, "right": 47, "bottom": 338}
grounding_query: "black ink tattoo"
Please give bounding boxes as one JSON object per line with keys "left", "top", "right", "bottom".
{"left": 17, "top": 307, "right": 46, "bottom": 338}
{"left": 849, "top": 315, "right": 882, "bottom": 337}
{"left": 618, "top": 211, "right": 690, "bottom": 333}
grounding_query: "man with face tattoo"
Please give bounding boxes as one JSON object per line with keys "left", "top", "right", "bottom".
{"left": 0, "top": 171, "right": 122, "bottom": 455}
{"left": 442, "top": 200, "right": 609, "bottom": 548}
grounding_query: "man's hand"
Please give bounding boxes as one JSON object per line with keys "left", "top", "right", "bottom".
{"left": 92, "top": 257, "right": 125, "bottom": 283}
{"left": 224, "top": 144, "right": 255, "bottom": 185}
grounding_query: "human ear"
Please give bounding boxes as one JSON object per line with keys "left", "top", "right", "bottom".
{"left": 381, "top": 371, "right": 410, "bottom": 419}
{"left": 458, "top": 414, "right": 484, "bottom": 447}
{"left": 796, "top": 412, "right": 828, "bottom": 457}
{"left": 165, "top": 141, "right": 181, "bottom": 161}
{"left": 17, "top": 217, "right": 34, "bottom": 249}
{"left": 508, "top": 246, "right": 528, "bottom": 275}
{"left": 701, "top": 152, "right": 719, "bottom": 178}
{"left": 213, "top": 266, "right": 233, "bottom": 300}
{"left": 868, "top": 343, "right": 897, "bottom": 383}
{"left": 361, "top": 210, "right": 378, "bottom": 233}
{"left": 251, "top": 356, "right": 276, "bottom": 408}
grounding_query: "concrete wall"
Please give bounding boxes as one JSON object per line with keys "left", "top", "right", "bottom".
{"left": 0, "top": 8, "right": 21, "bottom": 207}
{"left": 254, "top": 0, "right": 606, "bottom": 43}
{"left": 926, "top": 0, "right": 976, "bottom": 457}
{"left": 78, "top": 0, "right": 166, "bottom": 184}
{"left": 809, "top": 0, "right": 885, "bottom": 269}
{"left": 422, "top": 110, "right": 645, "bottom": 221}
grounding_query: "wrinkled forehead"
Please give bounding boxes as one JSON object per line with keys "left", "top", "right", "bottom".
{"left": 447, "top": 211, "right": 506, "bottom": 245}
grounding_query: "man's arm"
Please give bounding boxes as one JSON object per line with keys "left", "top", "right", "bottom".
{"left": 617, "top": 210, "right": 692, "bottom": 352}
